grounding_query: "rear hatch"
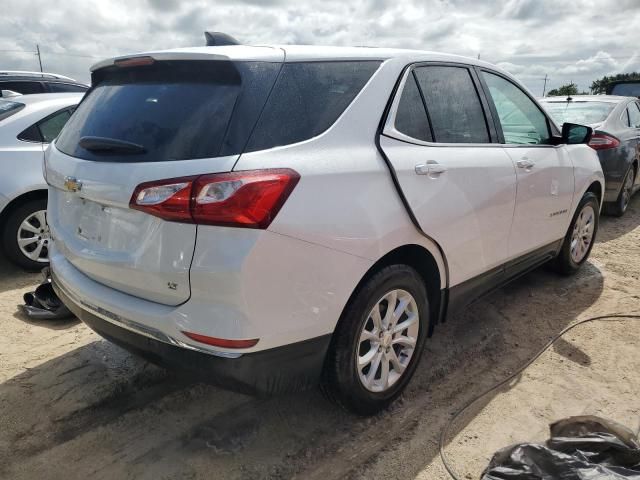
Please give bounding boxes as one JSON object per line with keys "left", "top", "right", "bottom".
{"left": 46, "top": 52, "right": 283, "bottom": 305}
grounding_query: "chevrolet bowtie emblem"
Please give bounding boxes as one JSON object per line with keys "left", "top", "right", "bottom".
{"left": 64, "top": 176, "right": 82, "bottom": 192}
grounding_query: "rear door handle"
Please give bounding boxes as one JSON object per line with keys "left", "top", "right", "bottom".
{"left": 415, "top": 161, "right": 447, "bottom": 176}
{"left": 516, "top": 158, "right": 535, "bottom": 169}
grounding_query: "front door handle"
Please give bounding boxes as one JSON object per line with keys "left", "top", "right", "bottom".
{"left": 517, "top": 158, "right": 535, "bottom": 169}
{"left": 415, "top": 161, "right": 447, "bottom": 176}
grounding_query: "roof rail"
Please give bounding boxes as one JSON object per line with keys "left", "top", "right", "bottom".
{"left": 204, "top": 32, "right": 240, "bottom": 47}
{"left": 0, "top": 70, "right": 77, "bottom": 81}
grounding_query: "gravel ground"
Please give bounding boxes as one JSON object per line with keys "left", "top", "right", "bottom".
{"left": 1, "top": 195, "right": 639, "bottom": 480}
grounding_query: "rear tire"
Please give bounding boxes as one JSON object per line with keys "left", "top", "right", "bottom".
{"left": 552, "top": 192, "right": 599, "bottom": 275}
{"left": 321, "top": 265, "right": 430, "bottom": 416}
{"left": 604, "top": 165, "right": 635, "bottom": 217}
{"left": 2, "top": 198, "right": 50, "bottom": 271}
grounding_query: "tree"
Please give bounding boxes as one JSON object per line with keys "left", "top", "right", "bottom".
{"left": 547, "top": 82, "right": 579, "bottom": 97}
{"left": 590, "top": 72, "right": 640, "bottom": 94}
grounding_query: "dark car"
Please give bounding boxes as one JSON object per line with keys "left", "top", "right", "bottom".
{"left": 606, "top": 81, "right": 640, "bottom": 98}
{"left": 0, "top": 71, "right": 88, "bottom": 96}
{"left": 541, "top": 95, "right": 640, "bottom": 216}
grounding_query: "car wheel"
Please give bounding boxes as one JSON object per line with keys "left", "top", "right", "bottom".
{"left": 321, "top": 264, "right": 430, "bottom": 415}
{"left": 2, "top": 198, "right": 50, "bottom": 271}
{"left": 604, "top": 166, "right": 635, "bottom": 217}
{"left": 552, "top": 192, "right": 599, "bottom": 275}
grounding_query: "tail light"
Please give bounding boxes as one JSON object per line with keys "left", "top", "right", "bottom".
{"left": 130, "top": 169, "right": 300, "bottom": 229}
{"left": 588, "top": 133, "right": 620, "bottom": 150}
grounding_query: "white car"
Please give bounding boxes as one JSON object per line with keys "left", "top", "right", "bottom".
{"left": 0, "top": 93, "right": 83, "bottom": 269}
{"left": 45, "top": 45, "right": 603, "bottom": 415}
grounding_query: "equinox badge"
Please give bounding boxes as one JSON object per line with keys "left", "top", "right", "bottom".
{"left": 64, "top": 176, "right": 82, "bottom": 192}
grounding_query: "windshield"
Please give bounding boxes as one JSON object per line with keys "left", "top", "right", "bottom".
{"left": 542, "top": 101, "right": 616, "bottom": 125}
{"left": 0, "top": 100, "right": 25, "bottom": 122}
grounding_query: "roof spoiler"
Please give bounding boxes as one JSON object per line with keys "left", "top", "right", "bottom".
{"left": 204, "top": 32, "right": 240, "bottom": 47}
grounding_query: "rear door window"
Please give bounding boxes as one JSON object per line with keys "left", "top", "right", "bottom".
{"left": 394, "top": 72, "right": 433, "bottom": 142}
{"left": 48, "top": 83, "right": 88, "bottom": 93}
{"left": 413, "top": 66, "right": 490, "bottom": 143}
{"left": 18, "top": 108, "right": 74, "bottom": 143}
{"left": 0, "top": 100, "right": 25, "bottom": 122}
{"left": 56, "top": 60, "right": 281, "bottom": 162}
{"left": 627, "top": 102, "right": 640, "bottom": 128}
{"left": 245, "top": 61, "right": 381, "bottom": 152}
{"left": 482, "top": 71, "right": 551, "bottom": 145}
{"left": 0, "top": 81, "right": 45, "bottom": 94}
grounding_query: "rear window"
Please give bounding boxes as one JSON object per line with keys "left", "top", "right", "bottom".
{"left": 56, "top": 60, "right": 281, "bottom": 162}
{"left": 245, "top": 61, "right": 381, "bottom": 152}
{"left": 0, "top": 100, "right": 25, "bottom": 122}
{"left": 56, "top": 60, "right": 380, "bottom": 163}
{"left": 609, "top": 83, "right": 640, "bottom": 97}
{"left": 543, "top": 101, "right": 616, "bottom": 125}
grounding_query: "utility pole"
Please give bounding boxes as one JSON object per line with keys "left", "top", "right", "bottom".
{"left": 542, "top": 74, "right": 548, "bottom": 97}
{"left": 477, "top": 53, "right": 481, "bottom": 60}
{"left": 35, "top": 44, "right": 43, "bottom": 73}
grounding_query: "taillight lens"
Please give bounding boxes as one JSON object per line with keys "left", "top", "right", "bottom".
{"left": 129, "top": 169, "right": 299, "bottom": 229}
{"left": 130, "top": 177, "right": 196, "bottom": 223}
{"left": 192, "top": 170, "right": 299, "bottom": 228}
{"left": 588, "top": 133, "right": 620, "bottom": 150}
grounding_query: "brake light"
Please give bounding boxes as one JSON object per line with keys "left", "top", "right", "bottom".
{"left": 129, "top": 169, "right": 300, "bottom": 229}
{"left": 182, "top": 331, "right": 259, "bottom": 349}
{"left": 588, "top": 133, "right": 620, "bottom": 150}
{"left": 114, "top": 56, "right": 155, "bottom": 68}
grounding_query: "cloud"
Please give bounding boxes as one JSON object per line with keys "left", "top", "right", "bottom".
{"left": 0, "top": 0, "right": 638, "bottom": 94}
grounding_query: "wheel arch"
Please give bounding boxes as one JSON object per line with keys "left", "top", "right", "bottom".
{"left": 337, "top": 244, "right": 444, "bottom": 339}
{"left": 585, "top": 179, "right": 603, "bottom": 207}
{"left": 0, "top": 189, "right": 48, "bottom": 229}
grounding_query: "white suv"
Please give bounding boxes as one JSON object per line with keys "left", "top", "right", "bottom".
{"left": 46, "top": 45, "right": 604, "bottom": 415}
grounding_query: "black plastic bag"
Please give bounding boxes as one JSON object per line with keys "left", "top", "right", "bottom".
{"left": 481, "top": 416, "right": 640, "bottom": 479}
{"left": 19, "top": 267, "right": 74, "bottom": 320}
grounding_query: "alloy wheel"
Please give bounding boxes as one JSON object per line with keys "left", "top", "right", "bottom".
{"left": 621, "top": 169, "right": 634, "bottom": 212}
{"left": 356, "top": 289, "right": 419, "bottom": 393}
{"left": 16, "top": 210, "right": 50, "bottom": 263}
{"left": 570, "top": 204, "right": 595, "bottom": 264}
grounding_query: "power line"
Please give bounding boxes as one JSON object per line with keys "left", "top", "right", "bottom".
{"left": 0, "top": 47, "right": 107, "bottom": 59}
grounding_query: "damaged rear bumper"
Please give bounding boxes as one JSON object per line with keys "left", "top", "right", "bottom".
{"left": 52, "top": 277, "right": 331, "bottom": 396}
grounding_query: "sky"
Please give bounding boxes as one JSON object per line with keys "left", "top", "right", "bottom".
{"left": 1, "top": 0, "right": 639, "bottom": 96}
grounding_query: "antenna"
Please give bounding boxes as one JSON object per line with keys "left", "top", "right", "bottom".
{"left": 204, "top": 32, "right": 240, "bottom": 47}
{"left": 36, "top": 44, "right": 43, "bottom": 73}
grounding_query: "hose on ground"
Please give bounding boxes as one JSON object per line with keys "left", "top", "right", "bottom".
{"left": 439, "top": 313, "right": 640, "bottom": 480}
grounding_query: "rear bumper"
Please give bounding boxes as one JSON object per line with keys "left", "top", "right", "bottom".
{"left": 54, "top": 278, "right": 331, "bottom": 395}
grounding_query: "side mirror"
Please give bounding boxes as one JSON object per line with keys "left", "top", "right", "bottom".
{"left": 562, "top": 123, "right": 593, "bottom": 145}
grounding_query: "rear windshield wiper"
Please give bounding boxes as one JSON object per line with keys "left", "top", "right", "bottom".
{"left": 79, "top": 136, "right": 147, "bottom": 154}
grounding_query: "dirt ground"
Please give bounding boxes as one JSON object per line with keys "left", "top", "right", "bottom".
{"left": 1, "top": 196, "right": 639, "bottom": 480}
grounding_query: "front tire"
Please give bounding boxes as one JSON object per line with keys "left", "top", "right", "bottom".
{"left": 2, "top": 198, "right": 50, "bottom": 271}
{"left": 552, "top": 192, "right": 599, "bottom": 275}
{"left": 321, "top": 265, "right": 430, "bottom": 415}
